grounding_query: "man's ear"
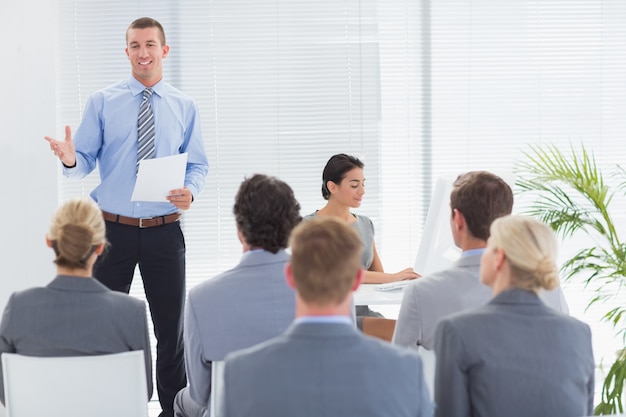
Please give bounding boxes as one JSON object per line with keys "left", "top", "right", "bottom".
{"left": 45, "top": 236, "right": 53, "bottom": 248}
{"left": 452, "top": 208, "right": 465, "bottom": 231}
{"left": 285, "top": 263, "right": 296, "bottom": 289}
{"left": 352, "top": 269, "right": 364, "bottom": 291}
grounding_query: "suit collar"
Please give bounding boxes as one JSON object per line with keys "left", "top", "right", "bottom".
{"left": 238, "top": 248, "right": 290, "bottom": 268}
{"left": 489, "top": 287, "right": 543, "bottom": 306}
{"left": 47, "top": 275, "right": 111, "bottom": 293}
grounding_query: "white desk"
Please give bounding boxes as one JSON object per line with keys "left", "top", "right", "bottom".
{"left": 354, "top": 284, "right": 406, "bottom": 306}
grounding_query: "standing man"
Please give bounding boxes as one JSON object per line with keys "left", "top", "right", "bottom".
{"left": 174, "top": 174, "right": 301, "bottom": 417}
{"left": 45, "top": 17, "right": 209, "bottom": 417}
{"left": 219, "top": 217, "right": 434, "bottom": 417}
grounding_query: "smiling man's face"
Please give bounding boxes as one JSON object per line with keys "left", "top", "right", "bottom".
{"left": 125, "top": 27, "right": 169, "bottom": 87}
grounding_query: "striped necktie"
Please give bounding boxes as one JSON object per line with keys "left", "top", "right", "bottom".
{"left": 137, "top": 88, "right": 156, "bottom": 172}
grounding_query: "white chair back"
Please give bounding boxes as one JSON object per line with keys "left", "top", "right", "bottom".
{"left": 210, "top": 360, "right": 225, "bottom": 417}
{"left": 417, "top": 347, "right": 436, "bottom": 401}
{"left": 2, "top": 350, "right": 149, "bottom": 417}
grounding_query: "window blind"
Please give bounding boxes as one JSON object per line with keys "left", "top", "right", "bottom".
{"left": 425, "top": 0, "right": 626, "bottom": 367}
{"left": 56, "top": 0, "right": 626, "bottom": 388}
{"left": 56, "top": 0, "right": 409, "bottom": 402}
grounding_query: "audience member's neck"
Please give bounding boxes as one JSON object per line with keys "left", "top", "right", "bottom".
{"left": 491, "top": 264, "right": 514, "bottom": 296}
{"left": 295, "top": 293, "right": 353, "bottom": 318}
{"left": 242, "top": 243, "right": 281, "bottom": 254}
{"left": 459, "top": 235, "right": 487, "bottom": 252}
{"left": 492, "top": 280, "right": 513, "bottom": 296}
{"left": 56, "top": 266, "right": 92, "bottom": 278}
{"left": 317, "top": 201, "right": 353, "bottom": 223}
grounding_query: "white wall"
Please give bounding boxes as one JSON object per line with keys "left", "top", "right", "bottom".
{"left": 0, "top": 1, "right": 58, "bottom": 310}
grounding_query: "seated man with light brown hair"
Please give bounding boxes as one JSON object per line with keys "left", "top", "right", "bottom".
{"left": 218, "top": 217, "right": 434, "bottom": 417}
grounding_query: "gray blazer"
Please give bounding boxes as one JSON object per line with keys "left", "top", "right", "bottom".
{"left": 434, "top": 288, "right": 594, "bottom": 417}
{"left": 182, "top": 249, "right": 295, "bottom": 410}
{"left": 393, "top": 252, "right": 569, "bottom": 350}
{"left": 0, "top": 275, "right": 153, "bottom": 404}
{"left": 220, "top": 321, "right": 435, "bottom": 417}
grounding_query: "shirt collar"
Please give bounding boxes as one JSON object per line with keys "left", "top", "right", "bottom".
{"left": 128, "top": 76, "right": 163, "bottom": 97}
{"left": 240, "top": 248, "right": 267, "bottom": 260}
{"left": 294, "top": 316, "right": 353, "bottom": 326}
{"left": 461, "top": 248, "right": 485, "bottom": 258}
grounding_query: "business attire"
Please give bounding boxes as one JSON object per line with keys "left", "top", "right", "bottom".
{"left": 64, "top": 75, "right": 209, "bottom": 414}
{"left": 174, "top": 249, "right": 295, "bottom": 417}
{"left": 393, "top": 250, "right": 569, "bottom": 350}
{"left": 220, "top": 317, "right": 434, "bottom": 417}
{"left": 0, "top": 275, "right": 153, "bottom": 405}
{"left": 303, "top": 212, "right": 382, "bottom": 326}
{"left": 434, "top": 288, "right": 594, "bottom": 417}
{"left": 303, "top": 212, "right": 375, "bottom": 272}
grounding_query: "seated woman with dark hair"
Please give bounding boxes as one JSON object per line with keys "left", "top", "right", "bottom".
{"left": 306, "top": 153, "right": 418, "bottom": 284}
{"left": 434, "top": 215, "right": 594, "bottom": 417}
{"left": 305, "top": 153, "right": 418, "bottom": 339}
{"left": 0, "top": 197, "right": 153, "bottom": 405}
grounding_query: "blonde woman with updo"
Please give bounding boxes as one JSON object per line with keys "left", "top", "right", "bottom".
{"left": 433, "top": 215, "right": 594, "bottom": 417}
{"left": 0, "top": 198, "right": 153, "bottom": 405}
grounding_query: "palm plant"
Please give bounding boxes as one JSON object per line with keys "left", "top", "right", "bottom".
{"left": 515, "top": 143, "right": 626, "bottom": 414}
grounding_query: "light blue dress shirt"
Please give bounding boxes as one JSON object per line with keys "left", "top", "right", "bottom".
{"left": 294, "top": 316, "right": 353, "bottom": 325}
{"left": 460, "top": 248, "right": 484, "bottom": 258}
{"left": 63, "top": 76, "right": 209, "bottom": 218}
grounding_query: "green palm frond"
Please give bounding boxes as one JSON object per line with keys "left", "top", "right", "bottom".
{"left": 516, "top": 144, "right": 620, "bottom": 251}
{"left": 515, "top": 144, "right": 626, "bottom": 415}
{"left": 605, "top": 307, "right": 626, "bottom": 328}
{"left": 596, "top": 351, "right": 626, "bottom": 414}
{"left": 562, "top": 246, "right": 626, "bottom": 284}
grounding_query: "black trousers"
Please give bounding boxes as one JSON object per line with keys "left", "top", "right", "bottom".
{"left": 94, "top": 220, "right": 187, "bottom": 414}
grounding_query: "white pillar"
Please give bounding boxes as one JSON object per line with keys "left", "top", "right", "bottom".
{"left": 0, "top": 0, "right": 58, "bottom": 311}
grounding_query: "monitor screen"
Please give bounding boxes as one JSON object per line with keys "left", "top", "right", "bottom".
{"left": 413, "top": 175, "right": 461, "bottom": 276}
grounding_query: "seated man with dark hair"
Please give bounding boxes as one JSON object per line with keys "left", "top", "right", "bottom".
{"left": 219, "top": 217, "right": 434, "bottom": 417}
{"left": 174, "top": 174, "right": 302, "bottom": 417}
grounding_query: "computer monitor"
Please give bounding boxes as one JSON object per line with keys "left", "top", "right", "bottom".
{"left": 413, "top": 175, "right": 461, "bottom": 276}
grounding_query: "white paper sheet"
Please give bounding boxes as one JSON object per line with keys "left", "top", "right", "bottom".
{"left": 131, "top": 153, "right": 188, "bottom": 202}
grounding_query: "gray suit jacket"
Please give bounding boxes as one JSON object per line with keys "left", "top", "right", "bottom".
{"left": 0, "top": 275, "right": 153, "bottom": 404}
{"left": 393, "top": 253, "right": 569, "bottom": 350}
{"left": 434, "top": 288, "right": 594, "bottom": 417}
{"left": 221, "top": 321, "right": 435, "bottom": 417}
{"left": 183, "top": 249, "right": 295, "bottom": 409}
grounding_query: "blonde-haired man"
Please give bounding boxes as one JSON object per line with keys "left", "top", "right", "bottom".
{"left": 219, "top": 217, "right": 434, "bottom": 417}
